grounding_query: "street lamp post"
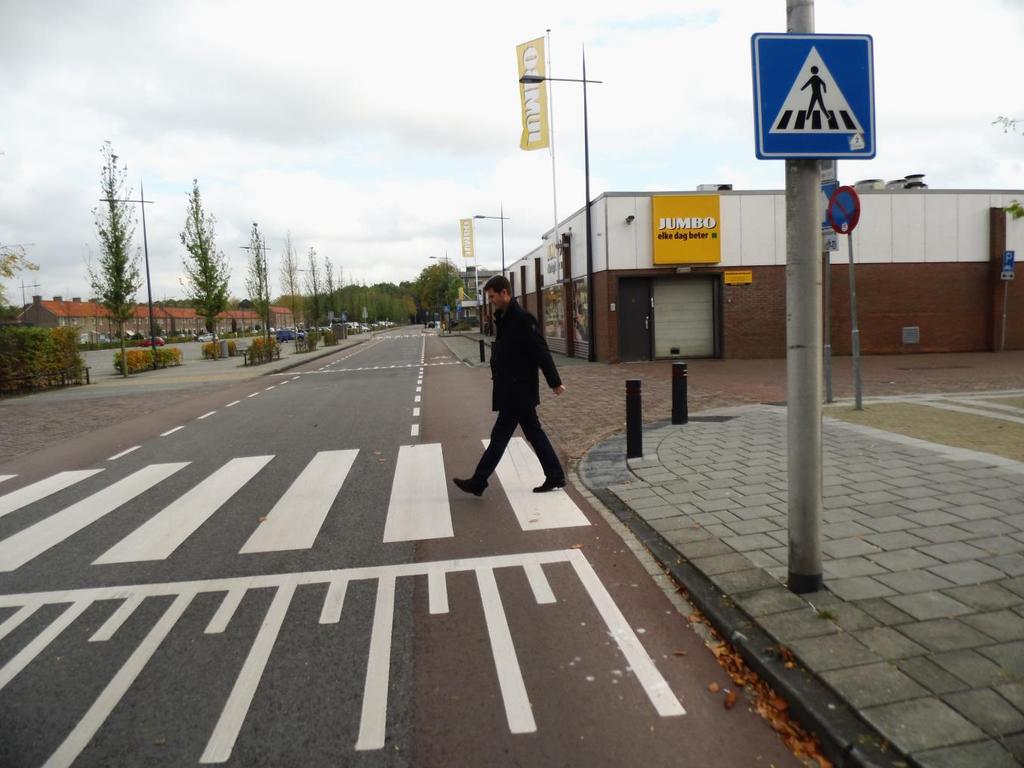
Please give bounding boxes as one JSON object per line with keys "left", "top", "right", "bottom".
{"left": 474, "top": 207, "right": 510, "bottom": 274}
{"left": 100, "top": 180, "right": 158, "bottom": 369}
{"left": 520, "top": 59, "right": 602, "bottom": 362}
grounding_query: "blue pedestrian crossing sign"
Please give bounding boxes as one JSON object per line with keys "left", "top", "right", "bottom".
{"left": 751, "top": 33, "right": 875, "bottom": 159}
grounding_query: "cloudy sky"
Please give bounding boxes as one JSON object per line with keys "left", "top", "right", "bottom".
{"left": 2, "top": 0, "right": 1022, "bottom": 305}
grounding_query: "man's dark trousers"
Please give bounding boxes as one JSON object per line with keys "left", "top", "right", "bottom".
{"left": 472, "top": 406, "right": 564, "bottom": 488}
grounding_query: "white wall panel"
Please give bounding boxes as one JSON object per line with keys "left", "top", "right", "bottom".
{"left": 607, "top": 197, "right": 641, "bottom": 271}
{"left": 718, "top": 195, "right": 743, "bottom": 267}
{"left": 738, "top": 195, "right": 778, "bottom": 267}
{"left": 773, "top": 195, "right": 787, "bottom": 265}
{"left": 957, "top": 197, "right": 989, "bottom": 263}
{"left": 891, "top": 194, "right": 925, "bottom": 263}
{"left": 923, "top": 195, "right": 958, "bottom": 263}
{"left": 852, "top": 194, "right": 892, "bottom": 263}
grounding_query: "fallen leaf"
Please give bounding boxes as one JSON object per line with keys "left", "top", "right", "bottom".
{"left": 707, "top": 682, "right": 720, "bottom": 693}
{"left": 672, "top": 650, "right": 687, "bottom": 657}
{"left": 724, "top": 691, "right": 737, "bottom": 709}
{"left": 257, "top": 516, "right": 267, "bottom": 523}
{"left": 688, "top": 614, "right": 701, "bottom": 623}
{"left": 570, "top": 543, "right": 583, "bottom": 549}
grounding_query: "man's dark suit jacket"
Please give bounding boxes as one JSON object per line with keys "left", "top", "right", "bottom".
{"left": 489, "top": 299, "right": 562, "bottom": 412}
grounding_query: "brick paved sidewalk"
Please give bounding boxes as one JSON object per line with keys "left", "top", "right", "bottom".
{"left": 579, "top": 405, "right": 1024, "bottom": 767}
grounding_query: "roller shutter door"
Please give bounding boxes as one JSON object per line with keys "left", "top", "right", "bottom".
{"left": 652, "top": 278, "right": 714, "bottom": 358}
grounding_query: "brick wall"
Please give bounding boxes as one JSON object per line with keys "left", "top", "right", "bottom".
{"left": 722, "top": 267, "right": 787, "bottom": 359}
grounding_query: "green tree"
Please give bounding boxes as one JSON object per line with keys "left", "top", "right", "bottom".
{"left": 89, "top": 142, "right": 141, "bottom": 377}
{"left": 416, "top": 262, "right": 463, "bottom": 320}
{"left": 180, "top": 179, "right": 230, "bottom": 335}
{"left": 244, "top": 223, "right": 271, "bottom": 349}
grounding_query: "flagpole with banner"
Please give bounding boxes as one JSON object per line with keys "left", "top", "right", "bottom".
{"left": 517, "top": 36, "right": 550, "bottom": 152}
{"left": 459, "top": 218, "right": 481, "bottom": 332}
{"left": 546, "top": 29, "right": 560, "bottom": 283}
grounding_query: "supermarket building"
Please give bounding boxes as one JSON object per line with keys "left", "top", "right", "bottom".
{"left": 502, "top": 186, "right": 1024, "bottom": 362}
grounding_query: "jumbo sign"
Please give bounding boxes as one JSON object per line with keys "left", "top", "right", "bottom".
{"left": 652, "top": 195, "right": 721, "bottom": 264}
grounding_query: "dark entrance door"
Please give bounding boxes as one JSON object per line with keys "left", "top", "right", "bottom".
{"left": 618, "top": 279, "right": 652, "bottom": 361}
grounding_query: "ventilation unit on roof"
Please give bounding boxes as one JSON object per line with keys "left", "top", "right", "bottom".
{"left": 696, "top": 184, "right": 732, "bottom": 191}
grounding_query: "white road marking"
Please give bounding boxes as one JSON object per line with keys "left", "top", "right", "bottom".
{"left": 414, "top": 395, "right": 420, "bottom": 403}
{"left": 247, "top": 392, "right": 259, "bottom": 398}
{"left": 569, "top": 554, "right": 686, "bottom": 717}
{"left": 0, "top": 603, "right": 40, "bottom": 642}
{"left": 355, "top": 575, "right": 396, "bottom": 751}
{"left": 205, "top": 583, "right": 252, "bottom": 635}
{"left": 919, "top": 399, "right": 1024, "bottom": 426}
{"left": 279, "top": 380, "right": 290, "bottom": 386}
{"left": 239, "top": 450, "right": 358, "bottom": 553}
{"left": 0, "top": 463, "right": 189, "bottom": 572}
{"left": 265, "top": 385, "right": 276, "bottom": 391}
{"left": 0, "top": 474, "right": 15, "bottom": 484}
{"left": 413, "top": 407, "right": 420, "bottom": 417}
{"left": 226, "top": 400, "right": 240, "bottom": 407}
{"left": 477, "top": 567, "right": 536, "bottom": 734}
{"left": 94, "top": 456, "right": 274, "bottom": 564}
{"left": 44, "top": 593, "right": 196, "bottom": 768}
{"left": 89, "top": 593, "right": 145, "bottom": 642}
{"left": 291, "top": 376, "right": 300, "bottom": 381}
{"left": 197, "top": 411, "right": 217, "bottom": 420}
{"left": 201, "top": 581, "right": 296, "bottom": 764}
{"left": 524, "top": 562, "right": 556, "bottom": 604}
{"left": 410, "top": 424, "right": 419, "bottom": 437}
{"left": 383, "top": 444, "right": 452, "bottom": 542}
{"left": 0, "top": 601, "right": 91, "bottom": 691}
{"left": 485, "top": 437, "right": 590, "bottom": 530}
{"left": 0, "top": 469, "right": 104, "bottom": 519}
{"left": 160, "top": 426, "right": 185, "bottom": 437}
{"left": 428, "top": 570, "right": 448, "bottom": 614}
{"left": 319, "top": 578, "right": 348, "bottom": 624}
{"left": 415, "top": 386, "right": 421, "bottom": 393}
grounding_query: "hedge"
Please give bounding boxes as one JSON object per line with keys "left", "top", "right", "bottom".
{"left": 248, "top": 336, "right": 279, "bottom": 363}
{"left": 202, "top": 340, "right": 238, "bottom": 359}
{"left": 0, "top": 326, "right": 85, "bottom": 393}
{"left": 323, "top": 330, "right": 337, "bottom": 346}
{"left": 113, "top": 347, "right": 183, "bottom": 374}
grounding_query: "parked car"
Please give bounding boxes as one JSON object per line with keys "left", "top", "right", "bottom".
{"left": 139, "top": 336, "right": 166, "bottom": 347}
{"left": 197, "top": 333, "right": 214, "bottom": 342}
{"left": 276, "top": 328, "right": 296, "bottom": 342}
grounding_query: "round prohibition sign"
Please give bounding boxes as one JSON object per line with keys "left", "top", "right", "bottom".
{"left": 827, "top": 185, "right": 861, "bottom": 234}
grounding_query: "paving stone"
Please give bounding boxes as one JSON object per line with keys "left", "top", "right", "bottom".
{"left": 636, "top": 505, "right": 681, "bottom": 521}
{"left": 710, "top": 510, "right": 744, "bottom": 525}
{"left": 722, "top": 533, "right": 779, "bottom": 552}
{"left": 827, "top": 576, "right": 897, "bottom": 601}
{"left": 853, "top": 626, "right": 928, "bottom": 660}
{"left": 943, "top": 583, "right": 1023, "bottom": 611}
{"left": 724, "top": 517, "right": 778, "bottom": 536}
{"left": 868, "top": 549, "right": 945, "bottom": 572}
{"left": 731, "top": 504, "right": 776, "bottom": 521}
{"left": 703, "top": 523, "right": 734, "bottom": 539}
{"left": 662, "top": 526, "right": 712, "bottom": 547}
{"left": 787, "top": 633, "right": 881, "bottom": 671}
{"left": 709, "top": 568, "right": 779, "bottom": 595}
{"left": 897, "top": 657, "right": 971, "bottom": 695}
{"left": 758, "top": 607, "right": 841, "bottom": 642}
{"left": 822, "top": 537, "right": 883, "bottom": 559}
{"left": 823, "top": 556, "right": 888, "bottom": 579}
{"left": 995, "top": 681, "right": 1024, "bottom": 712}
{"left": 876, "top": 570, "right": 956, "bottom": 595}
{"left": 978, "top": 641, "right": 1024, "bottom": 677}
{"left": 962, "top": 610, "right": 1024, "bottom": 642}
{"left": 858, "top": 515, "right": 920, "bottom": 533}
{"left": 943, "top": 688, "right": 1024, "bottom": 737}
{"left": 859, "top": 502, "right": 915, "bottom": 519}
{"left": 905, "top": 510, "right": 970, "bottom": 528}
{"left": 929, "top": 560, "right": 1005, "bottom": 585}
{"left": 900, "top": 619, "right": 995, "bottom": 652}
{"left": 886, "top": 592, "right": 973, "bottom": 621}
{"left": 1005, "top": 733, "right": 1024, "bottom": 765}
{"left": 1002, "top": 576, "right": 1024, "bottom": 597}
{"left": 677, "top": 538, "right": 734, "bottom": 559}
{"left": 897, "top": 497, "right": 951, "bottom": 513}
{"left": 973, "top": 536, "right": 1024, "bottom": 556}
{"left": 866, "top": 530, "right": 930, "bottom": 551}
{"left": 985, "top": 554, "right": 1024, "bottom": 577}
{"left": 894, "top": 487, "right": 943, "bottom": 502}
{"left": 822, "top": 662, "right": 928, "bottom": 708}
{"left": 733, "top": 587, "right": 809, "bottom": 617}
{"left": 920, "top": 541, "right": 992, "bottom": 564}
{"left": 914, "top": 739, "right": 1021, "bottom": 768}
{"left": 691, "top": 552, "right": 754, "bottom": 576}
{"left": 932, "top": 650, "right": 1013, "bottom": 688}
{"left": 852, "top": 490, "right": 902, "bottom": 505}
{"left": 822, "top": 507, "right": 864, "bottom": 524}
{"left": 827, "top": 603, "right": 880, "bottom": 632}
{"left": 955, "top": 519, "right": 1017, "bottom": 537}
{"left": 649, "top": 515, "right": 693, "bottom": 534}
{"left": 743, "top": 549, "right": 783, "bottom": 569}
{"left": 951, "top": 503, "right": 1004, "bottom": 520}
{"left": 861, "top": 697, "right": 983, "bottom": 754}
{"left": 822, "top": 520, "right": 876, "bottom": 539}
{"left": 916, "top": 525, "right": 981, "bottom": 544}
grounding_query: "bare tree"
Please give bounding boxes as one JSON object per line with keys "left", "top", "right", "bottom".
{"left": 244, "top": 223, "right": 271, "bottom": 350}
{"left": 279, "top": 231, "right": 303, "bottom": 326}
{"left": 90, "top": 142, "right": 141, "bottom": 377}
{"left": 304, "top": 247, "right": 322, "bottom": 327}
{"left": 323, "top": 254, "right": 336, "bottom": 323}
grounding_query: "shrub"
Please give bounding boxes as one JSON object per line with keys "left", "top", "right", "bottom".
{"left": 249, "top": 336, "right": 279, "bottom": 363}
{"left": 0, "top": 326, "right": 84, "bottom": 392}
{"left": 323, "top": 330, "right": 337, "bottom": 346}
{"left": 201, "top": 340, "right": 237, "bottom": 359}
{"left": 305, "top": 331, "right": 320, "bottom": 352}
{"left": 113, "top": 347, "right": 183, "bottom": 374}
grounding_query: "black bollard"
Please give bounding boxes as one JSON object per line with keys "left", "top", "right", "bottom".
{"left": 672, "top": 362, "right": 688, "bottom": 425}
{"left": 479, "top": 339, "right": 486, "bottom": 363}
{"left": 626, "top": 379, "right": 643, "bottom": 459}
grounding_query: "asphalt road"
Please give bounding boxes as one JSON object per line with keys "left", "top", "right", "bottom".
{"left": 0, "top": 327, "right": 800, "bottom": 767}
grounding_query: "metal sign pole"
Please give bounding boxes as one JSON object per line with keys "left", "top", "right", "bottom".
{"left": 1002, "top": 280, "right": 1011, "bottom": 352}
{"left": 848, "top": 231, "right": 863, "bottom": 410}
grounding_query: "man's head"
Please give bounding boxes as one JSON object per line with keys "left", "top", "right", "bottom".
{"left": 483, "top": 275, "right": 512, "bottom": 312}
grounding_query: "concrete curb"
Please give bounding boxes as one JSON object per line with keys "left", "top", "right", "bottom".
{"left": 579, "top": 430, "right": 910, "bottom": 768}
{"left": 257, "top": 338, "right": 368, "bottom": 376}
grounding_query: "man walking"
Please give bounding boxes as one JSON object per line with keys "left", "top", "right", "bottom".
{"left": 453, "top": 275, "right": 566, "bottom": 496}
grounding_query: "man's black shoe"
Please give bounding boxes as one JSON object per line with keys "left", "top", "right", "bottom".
{"left": 533, "top": 478, "right": 566, "bottom": 493}
{"left": 453, "top": 477, "right": 485, "bottom": 497}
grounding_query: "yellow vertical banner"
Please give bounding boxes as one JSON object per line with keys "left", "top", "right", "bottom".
{"left": 516, "top": 37, "right": 549, "bottom": 151}
{"left": 459, "top": 218, "right": 475, "bottom": 260}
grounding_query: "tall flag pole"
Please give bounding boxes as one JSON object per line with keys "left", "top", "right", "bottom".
{"left": 546, "top": 29, "right": 560, "bottom": 278}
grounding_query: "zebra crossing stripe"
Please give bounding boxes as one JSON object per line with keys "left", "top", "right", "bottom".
{"left": 239, "top": 450, "right": 358, "bottom": 553}
{"left": 0, "top": 474, "right": 15, "bottom": 484}
{"left": 0, "top": 603, "right": 40, "bottom": 643}
{"left": 355, "top": 575, "right": 397, "bottom": 751}
{"left": 94, "top": 456, "right": 275, "bottom": 565}
{"left": 382, "top": 444, "right": 453, "bottom": 542}
{"left": 0, "top": 469, "right": 104, "bottom": 520}
{"left": 0, "top": 463, "right": 188, "bottom": 573}
{"left": 484, "top": 437, "right": 590, "bottom": 531}
{"left": 205, "top": 585, "right": 250, "bottom": 635}
{"left": 0, "top": 600, "right": 91, "bottom": 692}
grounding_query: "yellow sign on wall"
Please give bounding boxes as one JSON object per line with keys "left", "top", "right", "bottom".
{"left": 724, "top": 270, "right": 753, "bottom": 285}
{"left": 652, "top": 195, "right": 721, "bottom": 264}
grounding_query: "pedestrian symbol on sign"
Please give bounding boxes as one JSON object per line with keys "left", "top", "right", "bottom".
{"left": 771, "top": 46, "right": 865, "bottom": 144}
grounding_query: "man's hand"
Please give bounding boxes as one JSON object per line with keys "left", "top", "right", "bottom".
{"left": 552, "top": 385, "right": 566, "bottom": 396}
